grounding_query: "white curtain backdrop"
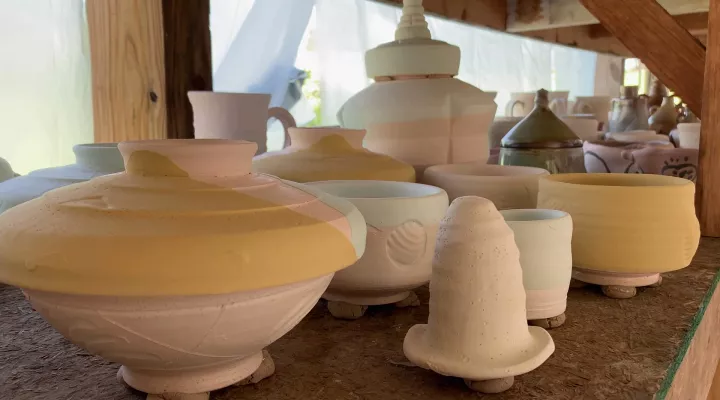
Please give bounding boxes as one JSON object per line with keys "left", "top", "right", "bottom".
{"left": 313, "top": 0, "right": 599, "bottom": 124}
{"left": 0, "top": 0, "right": 93, "bottom": 174}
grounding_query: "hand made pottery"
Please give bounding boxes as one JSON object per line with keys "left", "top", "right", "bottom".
{"left": 648, "top": 96, "right": 679, "bottom": 135}
{"left": 0, "top": 143, "right": 123, "bottom": 213}
{"left": 677, "top": 122, "right": 701, "bottom": 149}
{"left": 188, "top": 91, "right": 296, "bottom": 155}
{"left": 605, "top": 130, "right": 670, "bottom": 144}
{"left": 422, "top": 163, "right": 548, "bottom": 209}
{"left": 608, "top": 86, "right": 650, "bottom": 132}
{"left": 308, "top": 180, "right": 448, "bottom": 319}
{"left": 0, "top": 139, "right": 367, "bottom": 399}
{"left": 560, "top": 115, "right": 601, "bottom": 141}
{"left": 572, "top": 96, "right": 611, "bottom": 132}
{"left": 252, "top": 127, "right": 415, "bottom": 183}
{"left": 404, "top": 197, "right": 554, "bottom": 393}
{"left": 501, "top": 209, "right": 573, "bottom": 328}
{"left": 537, "top": 173, "right": 700, "bottom": 299}
{"left": 336, "top": 1, "right": 496, "bottom": 178}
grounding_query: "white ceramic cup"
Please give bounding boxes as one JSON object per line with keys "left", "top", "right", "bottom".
{"left": 677, "top": 122, "right": 701, "bottom": 149}
{"left": 308, "top": 180, "right": 449, "bottom": 306}
{"left": 501, "top": 209, "right": 573, "bottom": 320}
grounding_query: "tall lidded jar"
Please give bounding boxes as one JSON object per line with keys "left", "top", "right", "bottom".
{"left": 337, "top": 0, "right": 497, "bottom": 179}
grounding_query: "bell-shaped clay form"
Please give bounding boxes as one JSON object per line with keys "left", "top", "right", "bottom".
{"left": 403, "top": 196, "right": 554, "bottom": 393}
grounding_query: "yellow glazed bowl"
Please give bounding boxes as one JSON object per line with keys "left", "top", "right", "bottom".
{"left": 537, "top": 173, "right": 700, "bottom": 275}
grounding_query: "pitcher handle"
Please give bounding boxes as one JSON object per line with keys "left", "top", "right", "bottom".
{"left": 268, "top": 107, "right": 297, "bottom": 148}
{"left": 505, "top": 100, "right": 524, "bottom": 117}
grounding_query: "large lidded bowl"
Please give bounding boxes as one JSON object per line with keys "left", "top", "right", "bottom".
{"left": 537, "top": 173, "right": 699, "bottom": 297}
{"left": 253, "top": 127, "right": 415, "bottom": 183}
{"left": 308, "top": 180, "right": 448, "bottom": 319}
{"left": 0, "top": 143, "right": 124, "bottom": 213}
{"left": 0, "top": 139, "right": 366, "bottom": 398}
{"left": 422, "top": 163, "right": 548, "bottom": 209}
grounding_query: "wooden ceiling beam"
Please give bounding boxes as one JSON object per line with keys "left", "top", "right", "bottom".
{"left": 372, "top": 0, "right": 508, "bottom": 31}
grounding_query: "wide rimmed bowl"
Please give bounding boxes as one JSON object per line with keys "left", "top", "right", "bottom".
{"left": 537, "top": 173, "right": 700, "bottom": 289}
{"left": 422, "top": 163, "right": 549, "bottom": 209}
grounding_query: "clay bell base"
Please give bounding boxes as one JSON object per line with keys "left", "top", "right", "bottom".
{"left": 572, "top": 268, "right": 662, "bottom": 299}
{"left": 119, "top": 351, "right": 267, "bottom": 396}
{"left": 323, "top": 289, "right": 412, "bottom": 306}
{"left": 528, "top": 313, "right": 566, "bottom": 329}
{"left": 325, "top": 291, "right": 420, "bottom": 320}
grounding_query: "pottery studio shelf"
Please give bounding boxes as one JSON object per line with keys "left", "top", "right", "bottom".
{"left": 0, "top": 238, "right": 719, "bottom": 400}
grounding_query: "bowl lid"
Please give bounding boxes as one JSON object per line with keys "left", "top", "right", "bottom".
{"left": 501, "top": 89, "right": 583, "bottom": 149}
{"left": 0, "top": 139, "right": 366, "bottom": 296}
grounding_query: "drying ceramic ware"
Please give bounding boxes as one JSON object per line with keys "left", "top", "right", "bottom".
{"left": 490, "top": 117, "right": 523, "bottom": 149}
{"left": 422, "top": 163, "right": 548, "bottom": 209}
{"left": 505, "top": 92, "right": 535, "bottom": 117}
{"left": 678, "top": 122, "right": 701, "bottom": 149}
{"left": 253, "top": 127, "right": 415, "bottom": 183}
{"left": 648, "top": 96, "right": 680, "bottom": 135}
{"left": 605, "top": 130, "right": 670, "bottom": 144}
{"left": 336, "top": 0, "right": 496, "bottom": 178}
{"left": 308, "top": 180, "right": 448, "bottom": 319}
{"left": 499, "top": 89, "right": 586, "bottom": 174}
{"left": 583, "top": 141, "right": 697, "bottom": 182}
{"left": 647, "top": 79, "right": 668, "bottom": 111}
{"left": 403, "top": 196, "right": 554, "bottom": 393}
{"left": 572, "top": 96, "right": 611, "bottom": 132}
{"left": 0, "top": 139, "right": 367, "bottom": 400}
{"left": 188, "top": 91, "right": 296, "bottom": 155}
{"left": 0, "top": 143, "right": 124, "bottom": 213}
{"left": 609, "top": 86, "right": 650, "bottom": 132}
{"left": 548, "top": 91, "right": 570, "bottom": 116}
{"left": 561, "top": 115, "right": 601, "bottom": 141}
{"left": 501, "top": 209, "right": 573, "bottom": 329}
{"left": 0, "top": 157, "right": 17, "bottom": 183}
{"left": 537, "top": 173, "right": 700, "bottom": 299}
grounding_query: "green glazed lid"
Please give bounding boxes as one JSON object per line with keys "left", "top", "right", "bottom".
{"left": 501, "top": 89, "right": 583, "bottom": 149}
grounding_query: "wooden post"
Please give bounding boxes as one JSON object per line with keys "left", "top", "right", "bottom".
{"left": 698, "top": 0, "right": 720, "bottom": 237}
{"left": 578, "top": 0, "right": 706, "bottom": 116}
{"left": 86, "top": 0, "right": 212, "bottom": 142}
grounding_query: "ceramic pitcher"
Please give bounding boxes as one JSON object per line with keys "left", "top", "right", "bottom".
{"left": 608, "top": 86, "right": 649, "bottom": 133}
{"left": 188, "top": 91, "right": 296, "bottom": 155}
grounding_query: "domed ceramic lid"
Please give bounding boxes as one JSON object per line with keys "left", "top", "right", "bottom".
{"left": 253, "top": 127, "right": 416, "bottom": 183}
{"left": 365, "top": 0, "right": 460, "bottom": 78}
{"left": 0, "top": 140, "right": 366, "bottom": 296}
{"left": 501, "top": 89, "right": 583, "bottom": 149}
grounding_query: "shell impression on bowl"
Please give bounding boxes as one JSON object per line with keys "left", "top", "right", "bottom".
{"left": 422, "top": 163, "right": 549, "bottom": 209}
{"left": 308, "top": 180, "right": 449, "bottom": 319}
{"left": 403, "top": 196, "right": 554, "bottom": 393}
{"left": 253, "top": 127, "right": 416, "bottom": 183}
{"left": 501, "top": 209, "right": 573, "bottom": 327}
{"left": 537, "top": 173, "right": 700, "bottom": 298}
{"left": 0, "top": 139, "right": 367, "bottom": 397}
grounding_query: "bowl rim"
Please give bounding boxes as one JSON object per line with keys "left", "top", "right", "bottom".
{"left": 306, "top": 180, "right": 446, "bottom": 201}
{"left": 540, "top": 173, "right": 694, "bottom": 189}
{"left": 424, "top": 162, "right": 549, "bottom": 179}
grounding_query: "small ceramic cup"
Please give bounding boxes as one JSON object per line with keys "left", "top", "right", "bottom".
{"left": 501, "top": 209, "right": 573, "bottom": 326}
{"left": 308, "top": 180, "right": 449, "bottom": 315}
{"left": 677, "top": 122, "right": 701, "bottom": 149}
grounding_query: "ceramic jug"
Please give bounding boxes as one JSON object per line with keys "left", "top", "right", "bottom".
{"left": 609, "top": 86, "right": 650, "bottom": 132}
{"left": 188, "top": 91, "right": 296, "bottom": 155}
{"left": 648, "top": 96, "right": 680, "bottom": 135}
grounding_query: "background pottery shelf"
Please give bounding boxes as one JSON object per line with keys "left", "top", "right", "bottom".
{"left": 1, "top": 238, "right": 720, "bottom": 399}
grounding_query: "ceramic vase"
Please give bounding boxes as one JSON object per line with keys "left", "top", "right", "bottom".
{"left": 308, "top": 180, "right": 448, "bottom": 319}
{"left": 188, "top": 91, "right": 296, "bottom": 155}
{"left": 0, "top": 143, "right": 124, "bottom": 213}
{"left": 648, "top": 96, "right": 679, "bottom": 135}
{"left": 422, "top": 163, "right": 548, "bottom": 209}
{"left": 0, "top": 139, "right": 367, "bottom": 400}
{"left": 403, "top": 196, "right": 554, "bottom": 393}
{"left": 605, "top": 130, "right": 670, "bottom": 144}
{"left": 572, "top": 96, "right": 611, "bottom": 132}
{"left": 336, "top": 1, "right": 496, "bottom": 178}
{"left": 253, "top": 127, "right": 415, "bottom": 183}
{"left": 678, "top": 122, "right": 701, "bottom": 149}
{"left": 608, "top": 86, "right": 650, "bottom": 132}
{"left": 501, "top": 209, "right": 573, "bottom": 329}
{"left": 537, "top": 173, "right": 700, "bottom": 299}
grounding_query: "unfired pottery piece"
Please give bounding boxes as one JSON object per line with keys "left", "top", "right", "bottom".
{"left": 677, "top": 122, "right": 701, "bottom": 149}
{"left": 253, "top": 127, "right": 415, "bottom": 183}
{"left": 501, "top": 209, "right": 572, "bottom": 327}
{"left": 0, "top": 143, "right": 123, "bottom": 213}
{"left": 403, "top": 196, "right": 554, "bottom": 393}
{"left": 608, "top": 86, "right": 650, "bottom": 133}
{"left": 337, "top": 0, "right": 496, "bottom": 177}
{"left": 422, "top": 163, "right": 548, "bottom": 209}
{"left": 605, "top": 130, "right": 670, "bottom": 144}
{"left": 572, "top": 96, "right": 611, "bottom": 132}
{"left": 0, "top": 139, "right": 367, "bottom": 399}
{"left": 308, "top": 180, "right": 448, "bottom": 319}
{"left": 648, "top": 96, "right": 679, "bottom": 135}
{"left": 188, "top": 91, "right": 296, "bottom": 155}
{"left": 537, "top": 173, "right": 700, "bottom": 298}
{"left": 560, "top": 115, "right": 601, "bottom": 141}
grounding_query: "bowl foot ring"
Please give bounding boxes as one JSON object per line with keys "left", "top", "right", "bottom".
{"left": 601, "top": 285, "right": 638, "bottom": 299}
{"left": 647, "top": 275, "right": 663, "bottom": 288}
{"left": 569, "top": 279, "right": 589, "bottom": 289}
{"left": 235, "top": 349, "right": 275, "bottom": 385}
{"left": 464, "top": 376, "right": 514, "bottom": 393}
{"left": 395, "top": 291, "right": 420, "bottom": 308}
{"left": 528, "top": 312, "right": 566, "bottom": 329}
{"left": 327, "top": 301, "right": 368, "bottom": 320}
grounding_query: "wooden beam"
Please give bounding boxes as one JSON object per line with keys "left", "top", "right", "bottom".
{"left": 373, "top": 0, "right": 507, "bottom": 31}
{"left": 87, "top": 0, "right": 212, "bottom": 142}
{"left": 508, "top": 0, "right": 708, "bottom": 32}
{"left": 519, "top": 25, "right": 632, "bottom": 57}
{"left": 578, "top": 0, "right": 705, "bottom": 116}
{"left": 698, "top": 0, "right": 720, "bottom": 237}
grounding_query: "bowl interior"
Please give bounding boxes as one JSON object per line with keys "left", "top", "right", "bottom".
{"left": 501, "top": 208, "right": 568, "bottom": 222}
{"left": 543, "top": 173, "right": 690, "bottom": 187}
{"left": 426, "top": 163, "right": 548, "bottom": 177}
{"left": 308, "top": 180, "right": 444, "bottom": 200}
